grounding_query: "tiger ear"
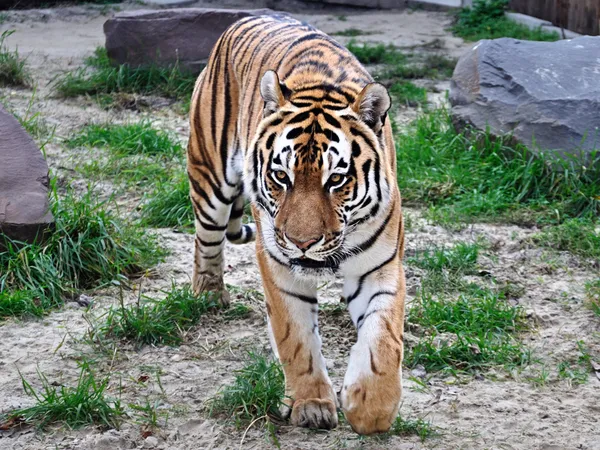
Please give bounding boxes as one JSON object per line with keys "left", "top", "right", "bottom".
{"left": 352, "top": 83, "right": 391, "bottom": 132}
{"left": 260, "top": 70, "right": 291, "bottom": 117}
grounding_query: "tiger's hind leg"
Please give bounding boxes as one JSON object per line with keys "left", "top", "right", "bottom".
{"left": 225, "top": 195, "right": 256, "bottom": 245}
{"left": 189, "top": 173, "right": 234, "bottom": 306}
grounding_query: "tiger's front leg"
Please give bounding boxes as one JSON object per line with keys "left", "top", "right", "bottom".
{"left": 255, "top": 239, "right": 338, "bottom": 430}
{"left": 340, "top": 254, "right": 406, "bottom": 435}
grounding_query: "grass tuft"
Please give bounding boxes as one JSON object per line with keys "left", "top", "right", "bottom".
{"left": 557, "top": 341, "right": 594, "bottom": 385}
{"left": 0, "top": 30, "right": 31, "bottom": 87}
{"left": 332, "top": 28, "right": 375, "bottom": 37}
{"left": 408, "top": 243, "right": 479, "bottom": 274}
{"left": 347, "top": 40, "right": 406, "bottom": 65}
{"left": 406, "top": 288, "right": 529, "bottom": 373}
{"left": 389, "top": 81, "right": 427, "bottom": 106}
{"left": 91, "top": 284, "right": 218, "bottom": 347}
{"left": 53, "top": 47, "right": 196, "bottom": 104}
{"left": 585, "top": 279, "right": 600, "bottom": 316}
{"left": 396, "top": 109, "right": 600, "bottom": 225}
{"left": 208, "top": 351, "right": 285, "bottom": 427}
{"left": 78, "top": 154, "right": 174, "bottom": 188}
{"left": 0, "top": 184, "right": 165, "bottom": 320}
{"left": 452, "top": 0, "right": 560, "bottom": 41}
{"left": 3, "top": 363, "right": 123, "bottom": 430}
{"left": 140, "top": 172, "right": 194, "bottom": 229}
{"left": 533, "top": 218, "right": 600, "bottom": 264}
{"left": 384, "top": 414, "right": 437, "bottom": 441}
{"left": 66, "top": 121, "right": 183, "bottom": 158}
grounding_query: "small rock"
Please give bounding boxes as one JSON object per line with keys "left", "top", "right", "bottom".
{"left": 144, "top": 436, "right": 159, "bottom": 448}
{"left": 410, "top": 365, "right": 427, "bottom": 379}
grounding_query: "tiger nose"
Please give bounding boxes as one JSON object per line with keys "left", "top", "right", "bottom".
{"left": 286, "top": 234, "right": 321, "bottom": 251}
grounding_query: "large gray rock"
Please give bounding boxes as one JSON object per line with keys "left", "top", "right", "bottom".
{"left": 0, "top": 105, "right": 53, "bottom": 245}
{"left": 450, "top": 36, "right": 600, "bottom": 161}
{"left": 104, "top": 8, "right": 274, "bottom": 75}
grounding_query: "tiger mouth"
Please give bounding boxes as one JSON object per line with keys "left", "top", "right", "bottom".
{"left": 289, "top": 257, "right": 338, "bottom": 270}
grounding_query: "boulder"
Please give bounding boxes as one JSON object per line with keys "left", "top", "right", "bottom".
{"left": 450, "top": 36, "right": 600, "bottom": 161}
{"left": 104, "top": 8, "right": 275, "bottom": 75}
{"left": 0, "top": 105, "right": 54, "bottom": 245}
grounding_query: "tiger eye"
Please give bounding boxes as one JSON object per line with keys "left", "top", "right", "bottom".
{"left": 275, "top": 170, "right": 287, "bottom": 180}
{"left": 330, "top": 174, "right": 343, "bottom": 183}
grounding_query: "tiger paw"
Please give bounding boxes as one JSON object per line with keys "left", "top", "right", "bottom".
{"left": 341, "top": 380, "right": 401, "bottom": 435}
{"left": 290, "top": 398, "right": 338, "bottom": 430}
{"left": 191, "top": 275, "right": 230, "bottom": 307}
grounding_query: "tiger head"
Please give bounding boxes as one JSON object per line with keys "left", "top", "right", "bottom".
{"left": 245, "top": 70, "right": 395, "bottom": 278}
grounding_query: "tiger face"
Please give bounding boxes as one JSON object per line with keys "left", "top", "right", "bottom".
{"left": 245, "top": 71, "right": 393, "bottom": 278}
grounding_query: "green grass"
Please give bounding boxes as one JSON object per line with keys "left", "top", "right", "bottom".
{"left": 407, "top": 242, "right": 482, "bottom": 294}
{"left": 406, "top": 288, "right": 529, "bottom": 373}
{"left": 129, "top": 399, "right": 168, "bottom": 430}
{"left": 0, "top": 290, "right": 50, "bottom": 320}
{"left": 396, "top": 109, "right": 600, "bottom": 226}
{"left": 452, "top": 0, "right": 560, "bottom": 42}
{"left": 0, "top": 30, "right": 31, "bottom": 87}
{"left": 409, "top": 289, "right": 527, "bottom": 335}
{"left": 380, "top": 414, "right": 437, "bottom": 441}
{"left": 90, "top": 284, "right": 218, "bottom": 348}
{"left": 557, "top": 341, "right": 594, "bottom": 385}
{"left": 346, "top": 41, "right": 455, "bottom": 82}
{"left": 389, "top": 81, "right": 427, "bottom": 106}
{"left": 408, "top": 242, "right": 479, "bottom": 274}
{"left": 585, "top": 279, "right": 600, "bottom": 316}
{"left": 3, "top": 364, "right": 123, "bottom": 430}
{"left": 0, "top": 185, "right": 165, "bottom": 320}
{"left": 78, "top": 154, "right": 174, "bottom": 188}
{"left": 331, "top": 28, "right": 375, "bottom": 37}
{"left": 208, "top": 351, "right": 285, "bottom": 428}
{"left": 533, "top": 218, "right": 600, "bottom": 264}
{"left": 422, "top": 54, "right": 457, "bottom": 78}
{"left": 223, "top": 303, "right": 253, "bottom": 321}
{"left": 53, "top": 47, "right": 197, "bottom": 104}
{"left": 66, "top": 121, "right": 183, "bottom": 158}
{"left": 347, "top": 40, "right": 406, "bottom": 65}
{"left": 140, "top": 172, "right": 194, "bottom": 229}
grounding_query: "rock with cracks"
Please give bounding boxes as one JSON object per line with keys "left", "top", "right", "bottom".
{"left": 104, "top": 8, "right": 276, "bottom": 75}
{"left": 0, "top": 105, "right": 54, "bottom": 245}
{"left": 450, "top": 36, "right": 600, "bottom": 161}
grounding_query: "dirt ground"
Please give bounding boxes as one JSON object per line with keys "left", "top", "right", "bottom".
{"left": 0, "top": 2, "right": 599, "bottom": 449}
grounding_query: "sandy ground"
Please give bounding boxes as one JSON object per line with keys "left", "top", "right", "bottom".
{"left": 1, "top": 2, "right": 599, "bottom": 450}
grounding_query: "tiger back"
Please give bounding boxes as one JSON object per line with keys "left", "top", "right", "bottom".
{"left": 187, "top": 14, "right": 406, "bottom": 435}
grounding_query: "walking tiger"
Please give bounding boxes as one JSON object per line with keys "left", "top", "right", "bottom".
{"left": 187, "top": 14, "right": 406, "bottom": 434}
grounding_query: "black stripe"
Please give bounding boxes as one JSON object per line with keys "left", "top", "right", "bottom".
{"left": 230, "top": 207, "right": 244, "bottom": 219}
{"left": 323, "top": 112, "right": 341, "bottom": 128}
{"left": 226, "top": 230, "right": 243, "bottom": 241}
{"left": 287, "top": 111, "right": 312, "bottom": 124}
{"left": 351, "top": 204, "right": 395, "bottom": 253}
{"left": 198, "top": 237, "right": 225, "bottom": 247}
{"left": 280, "top": 288, "right": 318, "bottom": 304}
{"left": 265, "top": 248, "right": 288, "bottom": 267}
{"left": 200, "top": 221, "right": 227, "bottom": 231}
{"left": 189, "top": 176, "right": 216, "bottom": 210}
{"left": 346, "top": 243, "right": 399, "bottom": 304}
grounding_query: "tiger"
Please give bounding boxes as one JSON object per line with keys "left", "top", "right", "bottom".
{"left": 187, "top": 13, "right": 406, "bottom": 435}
